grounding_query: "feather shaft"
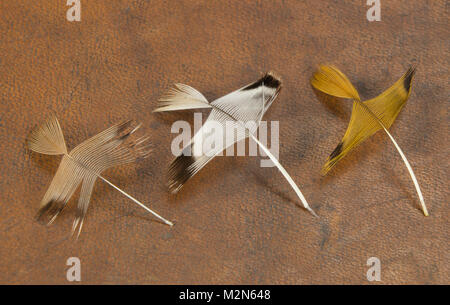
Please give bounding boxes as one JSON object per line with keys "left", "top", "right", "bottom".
{"left": 99, "top": 176, "right": 174, "bottom": 226}
{"left": 356, "top": 101, "right": 428, "bottom": 216}
{"left": 65, "top": 154, "right": 174, "bottom": 226}
{"left": 250, "top": 133, "right": 317, "bottom": 216}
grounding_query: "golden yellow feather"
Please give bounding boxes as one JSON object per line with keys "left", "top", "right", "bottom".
{"left": 319, "top": 67, "right": 414, "bottom": 174}
{"left": 311, "top": 65, "right": 428, "bottom": 216}
{"left": 311, "top": 65, "right": 360, "bottom": 101}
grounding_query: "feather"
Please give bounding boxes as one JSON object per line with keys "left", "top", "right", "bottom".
{"left": 28, "top": 116, "right": 173, "bottom": 237}
{"left": 154, "top": 83, "right": 212, "bottom": 112}
{"left": 311, "top": 65, "right": 360, "bottom": 101}
{"left": 27, "top": 114, "right": 68, "bottom": 155}
{"left": 155, "top": 73, "right": 317, "bottom": 216}
{"left": 311, "top": 65, "right": 428, "bottom": 216}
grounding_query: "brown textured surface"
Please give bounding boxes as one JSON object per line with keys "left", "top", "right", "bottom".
{"left": 0, "top": 0, "right": 448, "bottom": 284}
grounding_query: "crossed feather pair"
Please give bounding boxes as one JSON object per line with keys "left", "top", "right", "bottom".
{"left": 154, "top": 73, "right": 317, "bottom": 217}
{"left": 27, "top": 117, "right": 173, "bottom": 237}
{"left": 311, "top": 65, "right": 428, "bottom": 216}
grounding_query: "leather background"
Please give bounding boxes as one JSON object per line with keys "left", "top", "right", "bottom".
{"left": 0, "top": 0, "right": 448, "bottom": 284}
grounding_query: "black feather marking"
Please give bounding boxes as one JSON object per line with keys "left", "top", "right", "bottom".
{"left": 243, "top": 72, "right": 281, "bottom": 91}
{"left": 117, "top": 120, "right": 133, "bottom": 134}
{"left": 403, "top": 67, "right": 415, "bottom": 92}
{"left": 117, "top": 121, "right": 137, "bottom": 141}
{"left": 35, "top": 199, "right": 66, "bottom": 224}
{"left": 329, "top": 142, "right": 344, "bottom": 160}
{"left": 168, "top": 144, "right": 198, "bottom": 193}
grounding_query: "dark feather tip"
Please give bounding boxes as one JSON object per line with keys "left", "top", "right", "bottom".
{"left": 168, "top": 142, "right": 206, "bottom": 194}
{"left": 35, "top": 199, "right": 65, "bottom": 224}
{"left": 329, "top": 142, "right": 344, "bottom": 160}
{"left": 117, "top": 121, "right": 141, "bottom": 141}
{"left": 168, "top": 152, "right": 197, "bottom": 193}
{"left": 403, "top": 67, "right": 416, "bottom": 92}
{"left": 243, "top": 72, "right": 282, "bottom": 90}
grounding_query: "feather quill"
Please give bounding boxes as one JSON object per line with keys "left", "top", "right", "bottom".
{"left": 27, "top": 115, "right": 173, "bottom": 237}
{"left": 154, "top": 73, "right": 317, "bottom": 216}
{"left": 311, "top": 65, "right": 428, "bottom": 216}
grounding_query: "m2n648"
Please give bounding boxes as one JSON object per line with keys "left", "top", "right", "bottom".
{"left": 223, "top": 289, "right": 270, "bottom": 300}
